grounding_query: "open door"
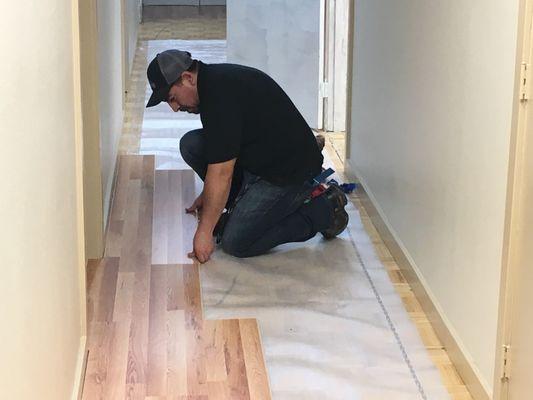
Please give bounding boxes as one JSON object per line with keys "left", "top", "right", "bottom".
{"left": 321, "top": 0, "right": 350, "bottom": 133}
{"left": 496, "top": 1, "right": 533, "bottom": 398}
{"left": 226, "top": 0, "right": 321, "bottom": 128}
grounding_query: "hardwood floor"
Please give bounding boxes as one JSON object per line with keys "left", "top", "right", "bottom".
{"left": 83, "top": 155, "right": 271, "bottom": 399}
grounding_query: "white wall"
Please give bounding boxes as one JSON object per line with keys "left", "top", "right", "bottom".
{"left": 348, "top": 1, "right": 519, "bottom": 394}
{"left": 98, "top": 0, "right": 123, "bottom": 223}
{"left": 0, "top": 0, "right": 85, "bottom": 398}
{"left": 124, "top": 0, "right": 142, "bottom": 76}
{"left": 226, "top": 0, "right": 320, "bottom": 128}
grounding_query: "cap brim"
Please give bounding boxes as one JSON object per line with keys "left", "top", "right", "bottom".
{"left": 146, "top": 86, "right": 170, "bottom": 108}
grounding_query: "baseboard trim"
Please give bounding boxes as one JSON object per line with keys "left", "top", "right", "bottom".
{"left": 71, "top": 335, "right": 88, "bottom": 400}
{"left": 344, "top": 159, "right": 491, "bottom": 400}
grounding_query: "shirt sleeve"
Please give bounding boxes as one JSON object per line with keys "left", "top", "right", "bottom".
{"left": 202, "top": 92, "right": 243, "bottom": 164}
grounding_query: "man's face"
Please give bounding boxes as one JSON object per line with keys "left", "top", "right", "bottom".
{"left": 166, "top": 71, "right": 200, "bottom": 114}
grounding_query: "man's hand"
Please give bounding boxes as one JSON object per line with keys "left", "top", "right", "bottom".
{"left": 186, "top": 192, "right": 204, "bottom": 215}
{"left": 188, "top": 228, "right": 215, "bottom": 263}
{"left": 187, "top": 158, "right": 235, "bottom": 263}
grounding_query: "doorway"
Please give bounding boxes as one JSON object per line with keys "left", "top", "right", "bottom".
{"left": 318, "top": 0, "right": 351, "bottom": 164}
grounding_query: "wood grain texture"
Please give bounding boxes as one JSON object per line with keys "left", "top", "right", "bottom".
{"left": 152, "top": 169, "right": 198, "bottom": 265}
{"left": 83, "top": 155, "right": 272, "bottom": 399}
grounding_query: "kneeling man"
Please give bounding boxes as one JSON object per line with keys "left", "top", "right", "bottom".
{"left": 146, "top": 50, "right": 348, "bottom": 262}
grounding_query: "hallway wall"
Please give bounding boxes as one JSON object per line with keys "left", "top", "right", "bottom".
{"left": 347, "top": 0, "right": 520, "bottom": 395}
{"left": 124, "top": 0, "right": 142, "bottom": 76}
{"left": 97, "top": 0, "right": 141, "bottom": 225}
{"left": 0, "top": 0, "right": 85, "bottom": 398}
{"left": 226, "top": 0, "right": 320, "bottom": 128}
{"left": 97, "top": 0, "right": 124, "bottom": 224}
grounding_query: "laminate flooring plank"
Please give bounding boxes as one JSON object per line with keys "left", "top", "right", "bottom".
{"left": 138, "top": 155, "right": 155, "bottom": 267}
{"left": 207, "top": 381, "right": 231, "bottom": 399}
{"left": 167, "top": 309, "right": 188, "bottom": 397}
{"left": 147, "top": 266, "right": 168, "bottom": 396}
{"left": 186, "top": 327, "right": 208, "bottom": 396}
{"left": 106, "top": 219, "right": 125, "bottom": 258}
{"left": 126, "top": 156, "right": 155, "bottom": 393}
{"left": 113, "top": 272, "right": 135, "bottom": 321}
{"left": 96, "top": 258, "right": 120, "bottom": 323}
{"left": 86, "top": 259, "right": 102, "bottom": 325}
{"left": 119, "top": 179, "right": 142, "bottom": 273}
{"left": 152, "top": 170, "right": 169, "bottom": 264}
{"left": 82, "top": 322, "right": 109, "bottom": 400}
{"left": 167, "top": 265, "right": 185, "bottom": 311}
{"left": 126, "top": 267, "right": 151, "bottom": 389}
{"left": 181, "top": 171, "right": 199, "bottom": 257}
{"left": 103, "top": 320, "right": 131, "bottom": 400}
{"left": 106, "top": 156, "right": 132, "bottom": 257}
{"left": 239, "top": 319, "right": 272, "bottom": 400}
{"left": 130, "top": 155, "right": 144, "bottom": 179}
{"left": 152, "top": 170, "right": 198, "bottom": 265}
{"left": 183, "top": 264, "right": 203, "bottom": 331}
{"left": 204, "top": 320, "right": 228, "bottom": 383}
{"left": 222, "top": 319, "right": 251, "bottom": 400}
{"left": 167, "top": 171, "right": 185, "bottom": 264}
{"left": 125, "top": 383, "right": 146, "bottom": 400}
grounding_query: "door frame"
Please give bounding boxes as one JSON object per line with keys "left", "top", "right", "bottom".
{"left": 494, "top": 0, "right": 533, "bottom": 398}
{"left": 319, "top": 0, "right": 350, "bottom": 133}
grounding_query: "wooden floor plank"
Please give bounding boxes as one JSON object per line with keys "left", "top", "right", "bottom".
{"left": 152, "top": 170, "right": 169, "bottom": 264}
{"left": 82, "top": 322, "right": 110, "bottom": 400}
{"left": 113, "top": 272, "right": 135, "bottom": 322}
{"left": 186, "top": 327, "right": 208, "bottom": 397}
{"left": 96, "top": 258, "right": 120, "bottom": 323}
{"left": 167, "top": 265, "right": 185, "bottom": 311}
{"left": 183, "top": 264, "right": 203, "bottom": 331}
{"left": 167, "top": 310, "right": 188, "bottom": 397}
{"left": 152, "top": 170, "right": 198, "bottom": 264}
{"left": 83, "top": 155, "right": 272, "bottom": 399}
{"left": 86, "top": 259, "right": 102, "bottom": 325}
{"left": 105, "top": 156, "right": 132, "bottom": 257}
{"left": 147, "top": 266, "right": 168, "bottom": 396}
{"left": 239, "top": 319, "right": 271, "bottom": 400}
{"left": 222, "top": 319, "right": 251, "bottom": 400}
{"left": 102, "top": 320, "right": 131, "bottom": 400}
{"left": 204, "top": 320, "right": 228, "bottom": 382}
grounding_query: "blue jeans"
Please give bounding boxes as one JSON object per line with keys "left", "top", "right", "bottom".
{"left": 180, "top": 129, "right": 332, "bottom": 257}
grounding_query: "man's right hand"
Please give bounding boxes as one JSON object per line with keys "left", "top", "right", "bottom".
{"left": 186, "top": 192, "right": 204, "bottom": 215}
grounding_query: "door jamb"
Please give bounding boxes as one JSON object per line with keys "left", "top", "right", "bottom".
{"left": 494, "top": 0, "right": 533, "bottom": 398}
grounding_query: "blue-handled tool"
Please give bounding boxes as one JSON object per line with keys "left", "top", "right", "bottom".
{"left": 312, "top": 168, "right": 335, "bottom": 185}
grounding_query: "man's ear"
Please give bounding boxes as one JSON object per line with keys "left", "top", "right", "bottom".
{"left": 181, "top": 71, "right": 196, "bottom": 86}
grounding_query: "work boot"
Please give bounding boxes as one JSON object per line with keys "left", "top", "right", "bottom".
{"left": 316, "top": 134, "right": 325, "bottom": 152}
{"left": 321, "top": 183, "right": 349, "bottom": 239}
{"left": 213, "top": 211, "right": 229, "bottom": 243}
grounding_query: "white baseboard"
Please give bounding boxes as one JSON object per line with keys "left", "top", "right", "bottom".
{"left": 71, "top": 335, "right": 88, "bottom": 400}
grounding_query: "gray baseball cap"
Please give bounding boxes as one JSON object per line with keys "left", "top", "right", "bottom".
{"left": 146, "top": 49, "right": 193, "bottom": 107}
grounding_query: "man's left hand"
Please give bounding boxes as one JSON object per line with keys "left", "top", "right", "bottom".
{"left": 188, "top": 228, "right": 214, "bottom": 263}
